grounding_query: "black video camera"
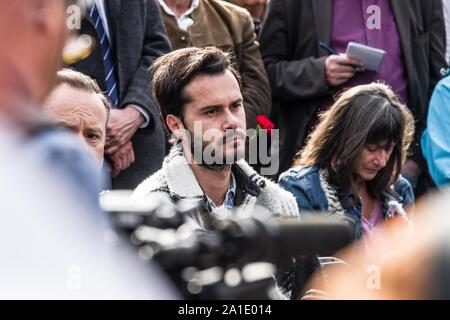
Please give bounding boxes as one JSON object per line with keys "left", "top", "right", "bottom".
{"left": 100, "top": 191, "right": 354, "bottom": 299}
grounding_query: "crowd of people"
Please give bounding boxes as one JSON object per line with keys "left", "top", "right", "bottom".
{"left": 1, "top": 0, "right": 450, "bottom": 299}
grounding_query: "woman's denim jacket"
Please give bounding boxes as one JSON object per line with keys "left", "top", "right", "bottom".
{"left": 279, "top": 166, "right": 415, "bottom": 239}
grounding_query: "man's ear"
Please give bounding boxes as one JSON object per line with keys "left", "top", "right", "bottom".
{"left": 23, "top": 0, "right": 66, "bottom": 34}
{"left": 166, "top": 115, "right": 185, "bottom": 143}
{"left": 22, "top": 0, "right": 49, "bottom": 30}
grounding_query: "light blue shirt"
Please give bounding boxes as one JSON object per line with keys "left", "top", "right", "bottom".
{"left": 422, "top": 74, "right": 450, "bottom": 187}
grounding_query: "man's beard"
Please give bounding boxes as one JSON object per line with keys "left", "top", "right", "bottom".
{"left": 186, "top": 128, "right": 246, "bottom": 172}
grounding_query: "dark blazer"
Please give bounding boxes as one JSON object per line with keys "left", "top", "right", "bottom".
{"left": 72, "top": 0, "right": 172, "bottom": 189}
{"left": 259, "top": 0, "right": 447, "bottom": 178}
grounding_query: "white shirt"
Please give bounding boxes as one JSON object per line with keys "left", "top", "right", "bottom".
{"left": 205, "top": 173, "right": 236, "bottom": 220}
{"left": 158, "top": 0, "right": 200, "bottom": 31}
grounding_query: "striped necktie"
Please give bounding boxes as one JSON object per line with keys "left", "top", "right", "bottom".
{"left": 88, "top": 3, "right": 119, "bottom": 106}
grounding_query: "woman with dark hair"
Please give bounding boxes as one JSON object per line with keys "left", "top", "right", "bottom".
{"left": 279, "top": 83, "right": 415, "bottom": 241}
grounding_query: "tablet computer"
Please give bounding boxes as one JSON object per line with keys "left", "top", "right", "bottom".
{"left": 346, "top": 42, "right": 386, "bottom": 71}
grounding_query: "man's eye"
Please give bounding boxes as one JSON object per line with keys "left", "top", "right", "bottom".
{"left": 87, "top": 133, "right": 100, "bottom": 140}
{"left": 231, "top": 103, "right": 243, "bottom": 110}
{"left": 205, "top": 108, "right": 218, "bottom": 116}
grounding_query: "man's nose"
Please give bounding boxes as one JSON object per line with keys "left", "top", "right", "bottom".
{"left": 223, "top": 109, "right": 239, "bottom": 130}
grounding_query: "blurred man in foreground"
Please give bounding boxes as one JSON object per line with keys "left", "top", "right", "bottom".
{"left": 0, "top": 0, "right": 176, "bottom": 299}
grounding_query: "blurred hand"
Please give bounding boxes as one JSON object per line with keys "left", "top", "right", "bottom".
{"left": 109, "top": 141, "right": 135, "bottom": 178}
{"left": 325, "top": 54, "right": 364, "bottom": 87}
{"left": 105, "top": 106, "right": 144, "bottom": 155}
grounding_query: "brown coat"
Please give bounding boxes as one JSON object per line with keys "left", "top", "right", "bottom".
{"left": 160, "top": 0, "right": 272, "bottom": 129}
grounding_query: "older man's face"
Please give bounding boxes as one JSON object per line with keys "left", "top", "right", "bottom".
{"left": 43, "top": 84, "right": 108, "bottom": 168}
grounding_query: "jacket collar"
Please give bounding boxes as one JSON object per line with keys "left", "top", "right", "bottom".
{"left": 231, "top": 163, "right": 260, "bottom": 206}
{"left": 163, "top": 144, "right": 260, "bottom": 205}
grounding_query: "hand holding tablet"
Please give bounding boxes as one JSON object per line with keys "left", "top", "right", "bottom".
{"left": 324, "top": 52, "right": 364, "bottom": 87}
{"left": 321, "top": 41, "right": 385, "bottom": 86}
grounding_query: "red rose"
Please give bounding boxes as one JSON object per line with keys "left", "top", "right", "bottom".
{"left": 256, "top": 115, "right": 275, "bottom": 134}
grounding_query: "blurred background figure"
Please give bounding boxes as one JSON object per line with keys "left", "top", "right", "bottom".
{"left": 227, "top": 0, "right": 269, "bottom": 35}
{"left": 421, "top": 71, "right": 450, "bottom": 188}
{"left": 305, "top": 187, "right": 450, "bottom": 300}
{"left": 43, "top": 69, "right": 110, "bottom": 171}
{"left": 158, "top": 0, "right": 271, "bottom": 130}
{"left": 0, "top": 0, "right": 177, "bottom": 299}
{"left": 71, "top": 0, "right": 171, "bottom": 189}
{"left": 259, "top": 0, "right": 447, "bottom": 195}
{"left": 279, "top": 83, "right": 415, "bottom": 245}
